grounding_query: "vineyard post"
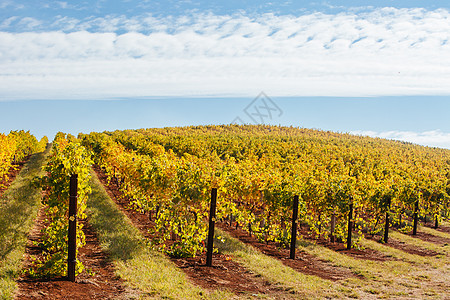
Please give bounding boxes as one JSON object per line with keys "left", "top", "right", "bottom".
{"left": 413, "top": 200, "right": 419, "bottom": 235}
{"left": 68, "top": 174, "right": 78, "bottom": 282}
{"left": 383, "top": 197, "right": 391, "bottom": 243}
{"left": 206, "top": 188, "right": 217, "bottom": 267}
{"left": 290, "top": 195, "right": 299, "bottom": 259}
{"left": 434, "top": 202, "right": 439, "bottom": 229}
{"left": 330, "top": 210, "right": 336, "bottom": 243}
{"left": 434, "top": 214, "right": 438, "bottom": 229}
{"left": 347, "top": 199, "right": 353, "bottom": 250}
{"left": 318, "top": 212, "right": 322, "bottom": 237}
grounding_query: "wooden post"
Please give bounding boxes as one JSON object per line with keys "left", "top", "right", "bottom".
{"left": 434, "top": 214, "right": 439, "bottom": 229}
{"left": 347, "top": 200, "right": 353, "bottom": 250}
{"left": 330, "top": 211, "right": 336, "bottom": 243}
{"left": 383, "top": 197, "right": 391, "bottom": 243}
{"left": 206, "top": 188, "right": 217, "bottom": 267}
{"left": 290, "top": 195, "right": 299, "bottom": 259}
{"left": 318, "top": 212, "right": 322, "bottom": 238}
{"left": 413, "top": 200, "right": 419, "bottom": 235}
{"left": 67, "top": 174, "right": 78, "bottom": 282}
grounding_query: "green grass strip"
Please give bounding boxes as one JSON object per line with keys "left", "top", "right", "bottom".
{"left": 0, "top": 150, "right": 48, "bottom": 300}
{"left": 86, "top": 169, "right": 231, "bottom": 299}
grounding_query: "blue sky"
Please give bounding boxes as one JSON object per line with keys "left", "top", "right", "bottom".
{"left": 1, "top": 1, "right": 450, "bottom": 148}
{"left": 2, "top": 1, "right": 450, "bottom": 23}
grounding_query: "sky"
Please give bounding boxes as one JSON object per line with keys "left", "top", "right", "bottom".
{"left": 0, "top": 1, "right": 450, "bottom": 149}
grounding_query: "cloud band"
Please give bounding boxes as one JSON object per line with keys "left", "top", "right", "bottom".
{"left": 1, "top": 8, "right": 449, "bottom": 100}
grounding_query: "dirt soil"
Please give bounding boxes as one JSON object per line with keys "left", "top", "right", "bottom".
{"left": 429, "top": 224, "right": 450, "bottom": 234}
{"left": 364, "top": 233, "right": 440, "bottom": 257}
{"left": 406, "top": 230, "right": 450, "bottom": 246}
{"left": 0, "top": 160, "right": 26, "bottom": 198}
{"left": 16, "top": 199, "right": 127, "bottom": 299}
{"left": 296, "top": 221, "right": 444, "bottom": 258}
{"left": 218, "top": 223, "right": 361, "bottom": 281}
{"left": 172, "top": 252, "right": 285, "bottom": 295}
{"left": 297, "top": 226, "right": 395, "bottom": 262}
{"left": 94, "top": 165, "right": 288, "bottom": 296}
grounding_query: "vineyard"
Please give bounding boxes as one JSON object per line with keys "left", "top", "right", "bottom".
{"left": 0, "top": 130, "right": 47, "bottom": 189}
{"left": 1, "top": 125, "right": 449, "bottom": 299}
{"left": 80, "top": 125, "right": 450, "bottom": 257}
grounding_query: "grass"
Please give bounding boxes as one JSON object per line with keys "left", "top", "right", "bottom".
{"left": 390, "top": 231, "right": 448, "bottom": 257}
{"left": 359, "top": 237, "right": 434, "bottom": 265}
{"left": 214, "top": 229, "right": 338, "bottom": 299}
{"left": 86, "top": 169, "right": 233, "bottom": 299}
{"left": 418, "top": 224, "right": 450, "bottom": 241}
{"left": 0, "top": 149, "right": 49, "bottom": 300}
{"left": 296, "top": 226, "right": 450, "bottom": 299}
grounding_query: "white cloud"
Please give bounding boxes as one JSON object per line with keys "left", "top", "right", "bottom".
{"left": 57, "top": 1, "right": 69, "bottom": 9}
{"left": 0, "top": 0, "right": 24, "bottom": 10}
{"left": 0, "top": 16, "right": 18, "bottom": 29}
{"left": 351, "top": 130, "right": 450, "bottom": 149}
{"left": 0, "top": 8, "right": 450, "bottom": 99}
{"left": 16, "top": 17, "right": 42, "bottom": 30}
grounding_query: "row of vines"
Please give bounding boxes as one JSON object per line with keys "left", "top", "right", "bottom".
{"left": 30, "top": 133, "right": 92, "bottom": 277}
{"left": 0, "top": 130, "right": 47, "bottom": 188}
{"left": 80, "top": 125, "right": 450, "bottom": 257}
